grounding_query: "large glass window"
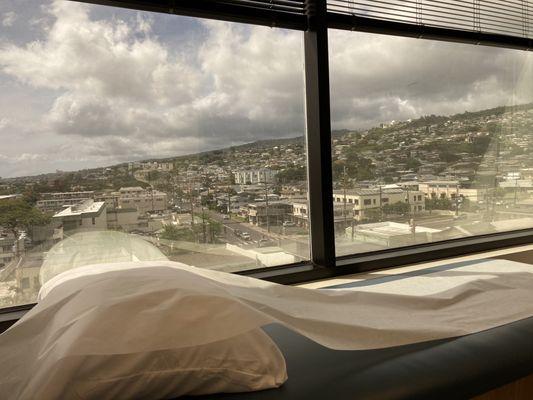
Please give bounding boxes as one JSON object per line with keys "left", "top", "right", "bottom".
{"left": 330, "top": 29, "right": 533, "bottom": 257}
{"left": 0, "top": 0, "right": 308, "bottom": 307}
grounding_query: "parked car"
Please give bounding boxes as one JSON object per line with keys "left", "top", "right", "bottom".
{"left": 241, "top": 232, "right": 251, "bottom": 241}
{"left": 283, "top": 221, "right": 296, "bottom": 227}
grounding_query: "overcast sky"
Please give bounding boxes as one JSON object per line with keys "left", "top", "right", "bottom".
{"left": 0, "top": 0, "right": 532, "bottom": 178}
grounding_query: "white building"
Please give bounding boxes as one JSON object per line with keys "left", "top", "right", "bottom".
{"left": 0, "top": 231, "right": 24, "bottom": 267}
{"left": 37, "top": 191, "right": 95, "bottom": 213}
{"left": 418, "top": 181, "right": 486, "bottom": 202}
{"left": 347, "top": 221, "right": 441, "bottom": 247}
{"left": 234, "top": 169, "right": 277, "bottom": 185}
{"left": 106, "top": 208, "right": 140, "bottom": 231}
{"left": 117, "top": 187, "right": 168, "bottom": 214}
{"left": 333, "top": 187, "right": 425, "bottom": 221}
{"left": 418, "top": 181, "right": 459, "bottom": 199}
{"left": 52, "top": 200, "right": 107, "bottom": 233}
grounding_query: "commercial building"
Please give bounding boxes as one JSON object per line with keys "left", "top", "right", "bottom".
{"left": 234, "top": 169, "right": 277, "bottom": 185}
{"left": 52, "top": 200, "right": 107, "bottom": 233}
{"left": 418, "top": 181, "right": 486, "bottom": 203}
{"left": 36, "top": 191, "right": 95, "bottom": 213}
{"left": 346, "top": 221, "right": 442, "bottom": 247}
{"left": 0, "top": 231, "right": 24, "bottom": 267}
{"left": 106, "top": 208, "right": 140, "bottom": 231}
{"left": 247, "top": 201, "right": 293, "bottom": 227}
{"left": 117, "top": 187, "right": 168, "bottom": 214}
{"left": 333, "top": 187, "right": 425, "bottom": 221}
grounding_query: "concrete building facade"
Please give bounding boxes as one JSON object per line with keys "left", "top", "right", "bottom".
{"left": 234, "top": 169, "right": 277, "bottom": 185}
{"left": 52, "top": 200, "right": 107, "bottom": 233}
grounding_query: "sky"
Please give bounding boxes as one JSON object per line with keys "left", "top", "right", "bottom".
{"left": 0, "top": 0, "right": 533, "bottom": 178}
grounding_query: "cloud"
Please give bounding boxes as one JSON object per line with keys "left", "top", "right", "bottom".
{"left": 0, "top": 0, "right": 304, "bottom": 152}
{"left": 329, "top": 30, "right": 533, "bottom": 129}
{"left": 2, "top": 11, "right": 16, "bottom": 27}
{"left": 0, "top": 0, "right": 532, "bottom": 177}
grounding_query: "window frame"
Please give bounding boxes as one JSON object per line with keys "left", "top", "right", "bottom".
{"left": 62, "top": 0, "right": 533, "bottom": 280}
{"left": 1, "top": 0, "right": 532, "bottom": 320}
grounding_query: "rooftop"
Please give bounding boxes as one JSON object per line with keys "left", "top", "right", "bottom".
{"left": 355, "top": 221, "right": 441, "bottom": 237}
{"left": 53, "top": 200, "right": 106, "bottom": 218}
{"left": 333, "top": 188, "right": 405, "bottom": 196}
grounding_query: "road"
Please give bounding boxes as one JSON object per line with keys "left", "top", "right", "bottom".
{"left": 199, "top": 209, "right": 266, "bottom": 245}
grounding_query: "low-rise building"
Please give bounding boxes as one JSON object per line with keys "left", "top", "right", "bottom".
{"left": 234, "top": 169, "right": 277, "bottom": 185}
{"left": 347, "top": 221, "right": 441, "bottom": 247}
{"left": 247, "top": 201, "right": 293, "bottom": 226}
{"left": 0, "top": 231, "right": 24, "bottom": 267}
{"left": 36, "top": 191, "right": 95, "bottom": 213}
{"left": 333, "top": 187, "right": 425, "bottom": 221}
{"left": 52, "top": 200, "right": 107, "bottom": 233}
{"left": 418, "top": 181, "right": 459, "bottom": 199}
{"left": 106, "top": 208, "right": 140, "bottom": 231}
{"left": 117, "top": 187, "right": 168, "bottom": 214}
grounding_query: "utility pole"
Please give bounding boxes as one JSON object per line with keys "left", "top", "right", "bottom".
{"left": 343, "top": 166, "right": 347, "bottom": 230}
{"left": 379, "top": 184, "right": 383, "bottom": 222}
{"left": 227, "top": 190, "right": 231, "bottom": 219}
{"left": 263, "top": 180, "right": 270, "bottom": 233}
{"left": 407, "top": 187, "right": 416, "bottom": 241}
{"left": 201, "top": 207, "right": 207, "bottom": 243}
{"left": 514, "top": 178, "right": 519, "bottom": 205}
{"left": 455, "top": 184, "right": 459, "bottom": 217}
{"left": 188, "top": 181, "right": 194, "bottom": 228}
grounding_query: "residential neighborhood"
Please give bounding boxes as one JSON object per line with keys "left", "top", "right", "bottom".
{"left": 2, "top": 103, "right": 533, "bottom": 306}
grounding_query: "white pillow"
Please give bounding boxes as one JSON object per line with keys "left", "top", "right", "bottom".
{"left": 32, "top": 328, "right": 287, "bottom": 400}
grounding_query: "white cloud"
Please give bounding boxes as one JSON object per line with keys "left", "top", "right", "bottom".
{"left": 0, "top": 0, "right": 532, "bottom": 177}
{"left": 2, "top": 11, "right": 16, "bottom": 27}
{"left": 0, "top": 0, "right": 303, "bottom": 152}
{"left": 328, "top": 30, "right": 533, "bottom": 129}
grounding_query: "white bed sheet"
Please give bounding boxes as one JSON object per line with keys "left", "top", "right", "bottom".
{"left": 3, "top": 259, "right": 533, "bottom": 398}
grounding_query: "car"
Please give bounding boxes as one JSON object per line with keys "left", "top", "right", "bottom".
{"left": 283, "top": 221, "right": 296, "bottom": 227}
{"left": 223, "top": 215, "right": 230, "bottom": 220}
{"left": 241, "top": 232, "right": 251, "bottom": 240}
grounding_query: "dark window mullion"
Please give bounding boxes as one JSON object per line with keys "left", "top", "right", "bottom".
{"left": 304, "top": 0, "right": 336, "bottom": 267}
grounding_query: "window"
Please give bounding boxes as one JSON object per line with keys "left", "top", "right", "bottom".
{"left": 0, "top": 0, "right": 308, "bottom": 308}
{"left": 0, "top": 0, "right": 532, "bottom": 309}
{"left": 331, "top": 29, "right": 533, "bottom": 257}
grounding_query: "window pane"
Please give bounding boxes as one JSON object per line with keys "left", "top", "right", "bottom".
{"left": 329, "top": 29, "right": 533, "bottom": 257}
{"left": 0, "top": 1, "right": 308, "bottom": 308}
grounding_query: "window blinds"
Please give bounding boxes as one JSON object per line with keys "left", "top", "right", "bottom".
{"left": 327, "top": 0, "right": 533, "bottom": 39}
{"left": 77, "top": 0, "right": 306, "bottom": 29}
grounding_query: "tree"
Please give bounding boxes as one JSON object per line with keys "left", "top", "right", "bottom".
{"left": 161, "top": 225, "right": 194, "bottom": 241}
{"left": 0, "top": 199, "right": 50, "bottom": 256}
{"left": 382, "top": 202, "right": 410, "bottom": 216}
{"left": 276, "top": 166, "right": 306, "bottom": 184}
{"left": 406, "top": 157, "right": 421, "bottom": 171}
{"left": 425, "top": 197, "right": 453, "bottom": 212}
{"left": 364, "top": 208, "right": 381, "bottom": 223}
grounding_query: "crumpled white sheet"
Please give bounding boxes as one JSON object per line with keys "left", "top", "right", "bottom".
{"left": 3, "top": 259, "right": 533, "bottom": 398}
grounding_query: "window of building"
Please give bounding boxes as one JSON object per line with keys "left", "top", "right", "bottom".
{"left": 331, "top": 29, "right": 533, "bottom": 257}
{"left": 0, "top": 0, "right": 308, "bottom": 308}
{"left": 0, "top": 0, "right": 532, "bottom": 309}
